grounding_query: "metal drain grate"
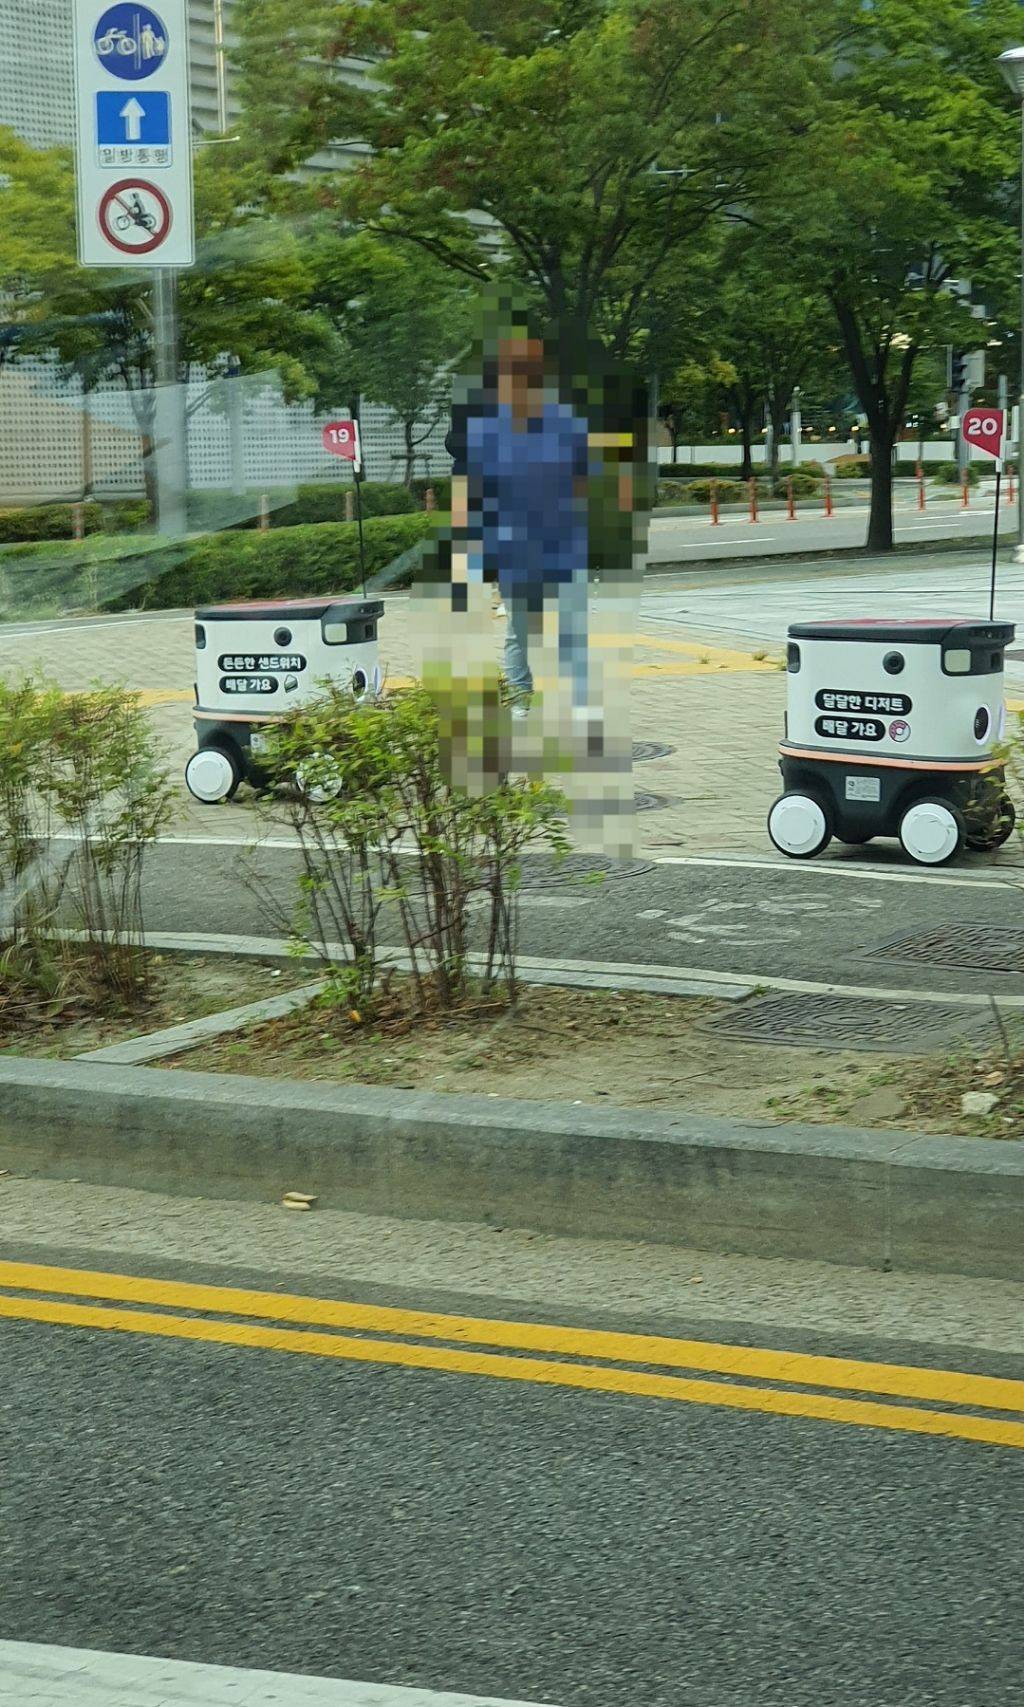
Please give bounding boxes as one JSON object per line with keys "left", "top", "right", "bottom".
{"left": 516, "top": 853, "right": 654, "bottom": 889}
{"left": 633, "top": 741, "right": 677, "bottom": 763}
{"left": 706, "top": 993, "right": 992, "bottom": 1054}
{"left": 862, "top": 925, "right": 1024, "bottom": 975}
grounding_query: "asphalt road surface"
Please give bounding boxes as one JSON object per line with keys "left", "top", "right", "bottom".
{"left": 648, "top": 497, "right": 1009, "bottom": 562}
{"left": 643, "top": 554, "right": 1024, "bottom": 687}
{"left": 2, "top": 1250, "right": 1023, "bottom": 1706}
{"left": 125, "top": 841, "right": 1024, "bottom": 1001}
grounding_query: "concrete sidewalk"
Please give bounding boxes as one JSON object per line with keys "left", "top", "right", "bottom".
{"left": 0, "top": 595, "right": 784, "bottom": 856}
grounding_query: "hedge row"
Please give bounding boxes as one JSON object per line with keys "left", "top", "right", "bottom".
{"left": 0, "top": 512, "right": 440, "bottom": 621}
{"left": 0, "top": 499, "right": 149, "bottom": 545}
{"left": 0, "top": 480, "right": 454, "bottom": 547}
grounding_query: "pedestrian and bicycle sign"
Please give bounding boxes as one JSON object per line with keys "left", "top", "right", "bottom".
{"left": 92, "top": 5, "right": 169, "bottom": 80}
{"left": 73, "top": 0, "right": 193, "bottom": 266}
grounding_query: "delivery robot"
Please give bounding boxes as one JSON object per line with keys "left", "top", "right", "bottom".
{"left": 768, "top": 617, "right": 1016, "bottom": 866}
{"left": 185, "top": 595, "right": 383, "bottom": 803}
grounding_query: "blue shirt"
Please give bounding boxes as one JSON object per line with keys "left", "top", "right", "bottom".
{"left": 466, "top": 402, "right": 588, "bottom": 594}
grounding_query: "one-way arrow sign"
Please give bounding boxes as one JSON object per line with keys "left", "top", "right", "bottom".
{"left": 95, "top": 89, "right": 171, "bottom": 150}
{"left": 120, "top": 97, "right": 145, "bottom": 141}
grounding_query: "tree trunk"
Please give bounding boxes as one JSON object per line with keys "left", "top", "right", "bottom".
{"left": 403, "top": 418, "right": 416, "bottom": 488}
{"left": 866, "top": 431, "right": 895, "bottom": 551}
{"left": 739, "top": 410, "right": 755, "bottom": 481}
{"left": 769, "top": 402, "right": 787, "bottom": 482}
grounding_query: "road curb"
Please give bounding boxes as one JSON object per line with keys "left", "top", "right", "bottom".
{"left": 1, "top": 1059, "right": 1021, "bottom": 1279}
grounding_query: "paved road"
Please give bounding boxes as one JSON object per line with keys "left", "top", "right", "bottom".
{"left": 644, "top": 554, "right": 1024, "bottom": 686}
{"left": 2, "top": 1249, "right": 1023, "bottom": 1706}
{"left": 121, "top": 842, "right": 1024, "bottom": 1001}
{"left": 648, "top": 498, "right": 1011, "bottom": 562}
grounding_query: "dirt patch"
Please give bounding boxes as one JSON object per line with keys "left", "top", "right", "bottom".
{"left": 0, "top": 954, "right": 314, "bottom": 1060}
{"left": 778, "top": 1039, "right": 1024, "bottom": 1141}
{"left": 160, "top": 982, "right": 910, "bottom": 1125}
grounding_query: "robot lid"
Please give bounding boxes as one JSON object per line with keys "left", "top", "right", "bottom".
{"left": 196, "top": 595, "right": 384, "bottom": 621}
{"left": 788, "top": 617, "right": 1014, "bottom": 646}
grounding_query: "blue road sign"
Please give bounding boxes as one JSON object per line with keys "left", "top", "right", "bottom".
{"left": 95, "top": 89, "right": 170, "bottom": 146}
{"left": 93, "top": 5, "right": 169, "bottom": 81}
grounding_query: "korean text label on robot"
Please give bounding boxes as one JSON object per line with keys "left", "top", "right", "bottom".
{"left": 813, "top": 715, "right": 886, "bottom": 741}
{"left": 814, "top": 689, "right": 911, "bottom": 715}
{"left": 219, "top": 675, "right": 280, "bottom": 695}
{"left": 218, "top": 654, "right": 307, "bottom": 673}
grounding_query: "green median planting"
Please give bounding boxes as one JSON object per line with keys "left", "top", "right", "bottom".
{"left": 0, "top": 512, "right": 442, "bottom": 620}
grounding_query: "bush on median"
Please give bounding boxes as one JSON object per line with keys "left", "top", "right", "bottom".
{"left": 0, "top": 499, "right": 150, "bottom": 545}
{"left": 0, "top": 512, "right": 442, "bottom": 620}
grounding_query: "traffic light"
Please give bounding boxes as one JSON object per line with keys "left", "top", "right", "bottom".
{"left": 948, "top": 348, "right": 968, "bottom": 393}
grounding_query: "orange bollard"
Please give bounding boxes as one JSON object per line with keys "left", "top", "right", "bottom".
{"left": 709, "top": 480, "right": 720, "bottom": 526}
{"left": 72, "top": 501, "right": 85, "bottom": 541}
{"left": 1006, "top": 464, "right": 1016, "bottom": 504}
{"left": 823, "top": 476, "right": 834, "bottom": 518}
{"left": 424, "top": 485, "right": 436, "bottom": 512}
{"left": 748, "top": 477, "right": 759, "bottom": 523}
{"left": 917, "top": 472, "right": 926, "bottom": 511}
{"left": 786, "top": 477, "right": 796, "bottom": 520}
{"left": 961, "top": 480, "right": 970, "bottom": 509}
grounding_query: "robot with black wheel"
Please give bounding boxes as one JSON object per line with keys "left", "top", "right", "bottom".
{"left": 768, "top": 617, "right": 1016, "bottom": 867}
{"left": 185, "top": 595, "right": 383, "bottom": 805}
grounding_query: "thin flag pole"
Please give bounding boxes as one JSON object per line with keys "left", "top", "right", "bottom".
{"left": 990, "top": 461, "right": 1002, "bottom": 621}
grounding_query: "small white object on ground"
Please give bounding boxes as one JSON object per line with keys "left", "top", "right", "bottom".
{"left": 961, "top": 1091, "right": 999, "bottom": 1116}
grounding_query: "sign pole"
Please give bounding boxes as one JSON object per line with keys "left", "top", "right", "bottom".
{"left": 152, "top": 265, "right": 186, "bottom": 535}
{"left": 990, "top": 462, "right": 1002, "bottom": 622}
{"left": 960, "top": 407, "right": 1006, "bottom": 619}
{"left": 354, "top": 467, "right": 367, "bottom": 598}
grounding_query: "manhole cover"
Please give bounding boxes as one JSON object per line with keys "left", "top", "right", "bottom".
{"left": 705, "top": 993, "right": 992, "bottom": 1054}
{"left": 634, "top": 790, "right": 672, "bottom": 812}
{"left": 862, "top": 925, "right": 1024, "bottom": 975}
{"left": 633, "top": 741, "right": 677, "bottom": 763}
{"left": 516, "top": 853, "right": 653, "bottom": 889}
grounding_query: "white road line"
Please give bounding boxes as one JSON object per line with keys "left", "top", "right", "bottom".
{"left": 0, "top": 1642, "right": 554, "bottom": 1707}
{"left": 0, "top": 614, "right": 188, "bottom": 639}
{"left": 650, "top": 854, "right": 1022, "bottom": 890}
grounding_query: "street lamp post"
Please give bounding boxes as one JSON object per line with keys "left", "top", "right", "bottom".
{"left": 998, "top": 47, "right": 1024, "bottom": 561}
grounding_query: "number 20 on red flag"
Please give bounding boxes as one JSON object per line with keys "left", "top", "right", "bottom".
{"left": 961, "top": 407, "right": 1005, "bottom": 465}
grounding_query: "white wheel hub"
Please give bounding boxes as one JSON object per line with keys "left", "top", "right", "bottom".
{"left": 899, "top": 800, "right": 959, "bottom": 864}
{"left": 768, "top": 794, "right": 827, "bottom": 857}
{"left": 185, "top": 747, "right": 235, "bottom": 803}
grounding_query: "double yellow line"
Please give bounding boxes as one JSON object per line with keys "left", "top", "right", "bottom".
{"left": 2, "top": 1259, "right": 1022, "bottom": 1450}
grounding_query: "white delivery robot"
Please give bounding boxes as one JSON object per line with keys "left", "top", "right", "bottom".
{"left": 185, "top": 595, "right": 383, "bottom": 803}
{"left": 768, "top": 617, "right": 1016, "bottom": 866}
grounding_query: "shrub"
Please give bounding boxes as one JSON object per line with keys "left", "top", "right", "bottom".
{"left": 252, "top": 683, "right": 569, "bottom": 1014}
{"left": 655, "top": 479, "right": 693, "bottom": 505}
{"left": 0, "top": 677, "right": 172, "bottom": 1023}
{"left": 685, "top": 478, "right": 745, "bottom": 503}
{"left": 0, "top": 513, "right": 441, "bottom": 619}
{"left": 833, "top": 455, "right": 872, "bottom": 479}
{"left": 933, "top": 462, "right": 981, "bottom": 487}
{"left": 186, "top": 481, "right": 419, "bottom": 535}
{"left": 0, "top": 500, "right": 149, "bottom": 545}
{"left": 774, "top": 470, "right": 822, "bottom": 499}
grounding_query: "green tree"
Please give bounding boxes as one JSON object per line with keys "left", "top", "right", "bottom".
{"left": 305, "top": 231, "right": 473, "bottom": 484}
{"left": 0, "top": 137, "right": 341, "bottom": 509}
{"left": 232, "top": 0, "right": 816, "bottom": 354}
{"left": 766, "top": 0, "right": 1022, "bottom": 548}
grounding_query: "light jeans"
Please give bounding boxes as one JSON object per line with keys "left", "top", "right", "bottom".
{"left": 503, "top": 572, "right": 590, "bottom": 710}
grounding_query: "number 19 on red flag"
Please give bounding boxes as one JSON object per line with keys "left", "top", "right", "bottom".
{"left": 961, "top": 407, "right": 1005, "bottom": 466}
{"left": 322, "top": 418, "right": 362, "bottom": 474}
